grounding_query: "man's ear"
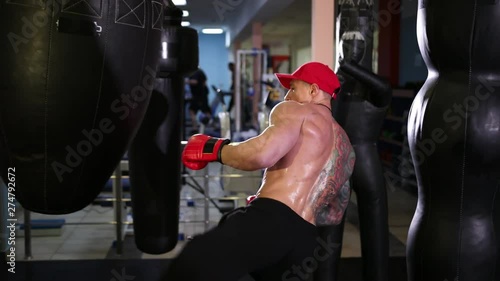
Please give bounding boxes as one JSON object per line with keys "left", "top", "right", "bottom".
{"left": 311, "top": 83, "right": 320, "bottom": 96}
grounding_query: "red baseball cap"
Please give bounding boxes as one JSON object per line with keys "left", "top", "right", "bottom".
{"left": 275, "top": 62, "right": 340, "bottom": 98}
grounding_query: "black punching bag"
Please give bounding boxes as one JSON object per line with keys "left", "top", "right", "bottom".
{"left": 0, "top": 0, "right": 162, "bottom": 214}
{"left": 316, "top": 1, "right": 391, "bottom": 281}
{"left": 407, "top": 1, "right": 500, "bottom": 281}
{"left": 128, "top": 0, "right": 199, "bottom": 254}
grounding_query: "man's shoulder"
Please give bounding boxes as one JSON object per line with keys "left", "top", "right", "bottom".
{"left": 269, "top": 101, "right": 307, "bottom": 124}
{"left": 271, "top": 101, "right": 304, "bottom": 112}
{"left": 270, "top": 101, "right": 308, "bottom": 119}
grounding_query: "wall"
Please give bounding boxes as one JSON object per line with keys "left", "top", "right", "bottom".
{"left": 296, "top": 46, "right": 312, "bottom": 69}
{"left": 290, "top": 32, "right": 311, "bottom": 70}
{"left": 199, "top": 32, "right": 231, "bottom": 91}
{"left": 198, "top": 32, "right": 232, "bottom": 108}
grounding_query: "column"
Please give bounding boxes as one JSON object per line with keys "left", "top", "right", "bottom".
{"left": 377, "top": 0, "right": 401, "bottom": 86}
{"left": 311, "top": 0, "right": 335, "bottom": 68}
{"left": 232, "top": 41, "right": 241, "bottom": 63}
{"left": 252, "top": 22, "right": 263, "bottom": 128}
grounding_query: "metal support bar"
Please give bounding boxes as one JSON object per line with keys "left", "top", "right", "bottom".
{"left": 180, "top": 220, "right": 209, "bottom": 223}
{"left": 63, "top": 221, "right": 133, "bottom": 225}
{"left": 93, "top": 198, "right": 132, "bottom": 202}
{"left": 112, "top": 164, "right": 123, "bottom": 256}
{"left": 109, "top": 175, "right": 130, "bottom": 179}
{"left": 235, "top": 49, "right": 268, "bottom": 134}
{"left": 204, "top": 168, "right": 210, "bottom": 231}
{"left": 23, "top": 210, "right": 32, "bottom": 260}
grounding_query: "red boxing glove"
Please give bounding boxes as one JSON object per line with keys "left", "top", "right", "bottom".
{"left": 182, "top": 134, "right": 230, "bottom": 170}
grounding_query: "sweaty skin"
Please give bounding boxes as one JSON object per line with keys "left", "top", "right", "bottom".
{"left": 221, "top": 80, "right": 355, "bottom": 226}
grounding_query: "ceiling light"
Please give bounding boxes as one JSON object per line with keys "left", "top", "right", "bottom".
{"left": 172, "top": 0, "right": 186, "bottom": 5}
{"left": 225, "top": 30, "right": 231, "bottom": 48}
{"left": 202, "top": 28, "right": 224, "bottom": 34}
{"left": 162, "top": 42, "right": 168, "bottom": 59}
{"left": 181, "top": 21, "right": 190, "bottom": 27}
{"left": 182, "top": 10, "right": 189, "bottom": 17}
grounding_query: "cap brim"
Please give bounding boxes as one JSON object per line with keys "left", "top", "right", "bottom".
{"left": 275, "top": 73, "right": 297, "bottom": 90}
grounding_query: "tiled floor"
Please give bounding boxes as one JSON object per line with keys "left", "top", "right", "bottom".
{"left": 6, "top": 161, "right": 417, "bottom": 262}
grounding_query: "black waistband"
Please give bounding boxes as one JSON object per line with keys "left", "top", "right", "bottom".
{"left": 249, "top": 197, "right": 317, "bottom": 231}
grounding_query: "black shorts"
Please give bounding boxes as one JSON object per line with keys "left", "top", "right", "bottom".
{"left": 189, "top": 95, "right": 210, "bottom": 114}
{"left": 162, "top": 198, "right": 326, "bottom": 281}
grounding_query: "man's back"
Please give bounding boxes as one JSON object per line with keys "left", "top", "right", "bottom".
{"left": 257, "top": 101, "right": 355, "bottom": 226}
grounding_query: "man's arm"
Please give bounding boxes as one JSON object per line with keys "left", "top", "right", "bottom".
{"left": 220, "top": 101, "right": 304, "bottom": 171}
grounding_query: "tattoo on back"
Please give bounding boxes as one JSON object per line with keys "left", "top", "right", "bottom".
{"left": 311, "top": 131, "right": 355, "bottom": 226}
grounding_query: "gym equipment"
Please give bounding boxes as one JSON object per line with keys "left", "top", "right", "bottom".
{"left": 0, "top": 0, "right": 162, "bottom": 214}
{"left": 18, "top": 219, "right": 65, "bottom": 237}
{"left": 234, "top": 49, "right": 268, "bottom": 134}
{"left": 407, "top": 1, "right": 500, "bottom": 280}
{"left": 128, "top": 1, "right": 199, "bottom": 254}
{"left": 316, "top": 2, "right": 391, "bottom": 281}
{"left": 218, "top": 111, "right": 231, "bottom": 140}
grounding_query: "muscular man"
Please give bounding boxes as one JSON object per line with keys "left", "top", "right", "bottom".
{"left": 162, "top": 62, "right": 355, "bottom": 281}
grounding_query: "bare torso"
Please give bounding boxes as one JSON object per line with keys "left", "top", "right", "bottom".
{"left": 255, "top": 103, "right": 355, "bottom": 226}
